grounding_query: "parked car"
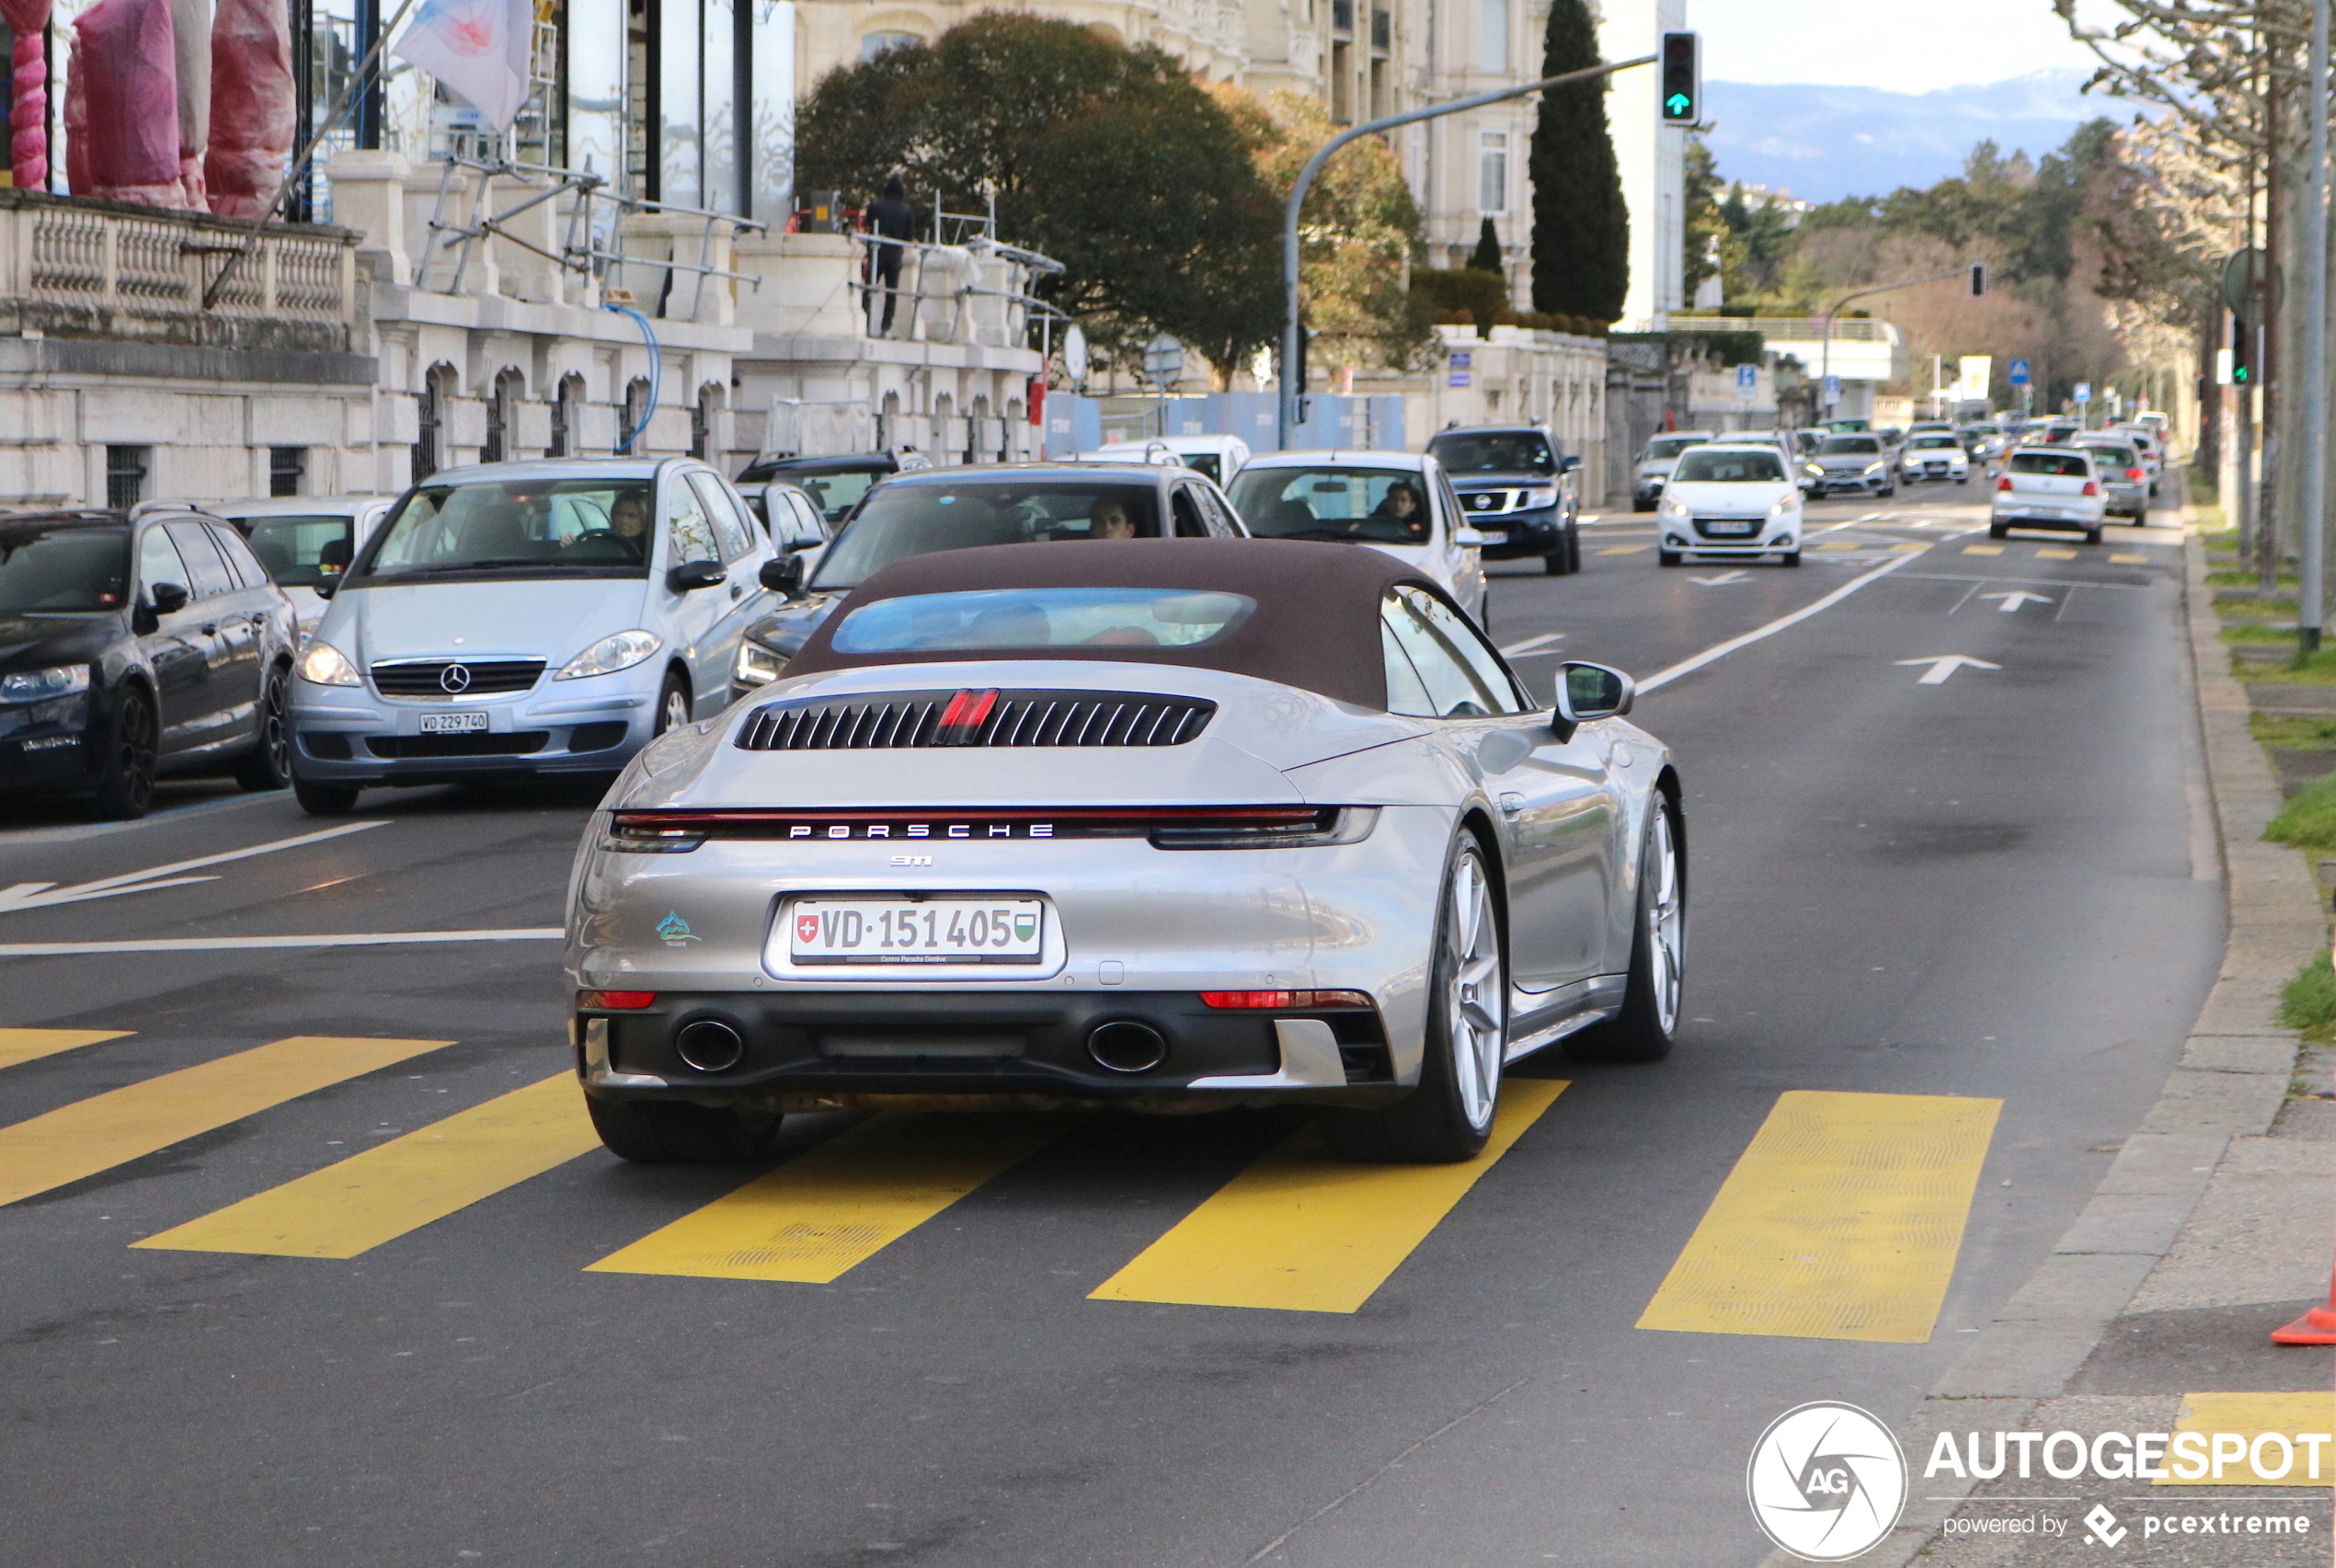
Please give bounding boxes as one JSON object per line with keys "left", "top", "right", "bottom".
{"left": 286, "top": 458, "right": 779, "bottom": 814}
{"left": 1655, "top": 442, "right": 1804, "bottom": 567}
{"left": 1228, "top": 451, "right": 1488, "bottom": 624}
{"left": 1804, "top": 433, "right": 1895, "bottom": 498}
{"left": 567, "top": 538, "right": 1683, "bottom": 1165}
{"left": 736, "top": 480, "right": 830, "bottom": 552}
{"left": 0, "top": 507, "right": 299, "bottom": 818}
{"left": 212, "top": 495, "right": 395, "bottom": 642}
{"left": 1632, "top": 431, "right": 1716, "bottom": 511}
{"left": 1897, "top": 431, "right": 1971, "bottom": 485}
{"left": 1083, "top": 435, "right": 1253, "bottom": 486}
{"left": 1990, "top": 447, "right": 2106, "bottom": 544}
{"left": 733, "top": 452, "right": 926, "bottom": 528}
{"left": 2072, "top": 437, "right": 2149, "bottom": 522}
{"left": 1423, "top": 423, "right": 1582, "bottom": 575}
{"left": 729, "top": 463, "right": 1250, "bottom": 702}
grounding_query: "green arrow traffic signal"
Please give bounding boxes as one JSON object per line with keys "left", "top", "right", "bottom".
{"left": 1666, "top": 92, "right": 1691, "bottom": 115}
{"left": 1660, "top": 32, "right": 1700, "bottom": 123}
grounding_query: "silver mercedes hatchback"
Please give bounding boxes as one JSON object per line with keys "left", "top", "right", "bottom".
{"left": 286, "top": 458, "right": 777, "bottom": 814}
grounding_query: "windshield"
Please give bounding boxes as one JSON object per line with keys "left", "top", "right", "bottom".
{"left": 1430, "top": 432, "right": 1556, "bottom": 475}
{"left": 1819, "top": 437, "right": 1881, "bottom": 456}
{"left": 794, "top": 469, "right": 883, "bottom": 524}
{"left": 2010, "top": 452, "right": 2090, "bottom": 476}
{"left": 2079, "top": 444, "right": 2138, "bottom": 469}
{"left": 1644, "top": 436, "right": 1703, "bottom": 461}
{"left": 832, "top": 588, "right": 1254, "bottom": 654}
{"left": 358, "top": 479, "right": 653, "bottom": 581}
{"left": 1673, "top": 450, "right": 1786, "bottom": 483}
{"left": 811, "top": 482, "right": 1162, "bottom": 591}
{"left": 1908, "top": 435, "right": 1960, "bottom": 450}
{"left": 0, "top": 524, "right": 129, "bottom": 613}
{"left": 235, "top": 514, "right": 353, "bottom": 589}
{"left": 1226, "top": 467, "right": 1432, "bottom": 544}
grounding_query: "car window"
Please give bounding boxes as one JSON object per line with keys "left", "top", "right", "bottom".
{"left": 236, "top": 513, "right": 353, "bottom": 588}
{"left": 0, "top": 523, "right": 131, "bottom": 612}
{"left": 1197, "top": 484, "right": 1241, "bottom": 536}
{"left": 1169, "top": 486, "right": 1209, "bottom": 538}
{"left": 832, "top": 588, "right": 1254, "bottom": 653}
{"left": 1674, "top": 450, "right": 1785, "bottom": 483}
{"left": 1381, "top": 589, "right": 1519, "bottom": 717}
{"left": 691, "top": 473, "right": 756, "bottom": 561}
{"left": 1381, "top": 620, "right": 1436, "bottom": 715}
{"left": 2010, "top": 451, "right": 2091, "bottom": 476}
{"left": 795, "top": 469, "right": 881, "bottom": 524}
{"left": 1435, "top": 471, "right": 1466, "bottom": 539}
{"left": 1645, "top": 436, "right": 1704, "bottom": 461}
{"left": 811, "top": 482, "right": 1162, "bottom": 590}
{"left": 1908, "top": 435, "right": 1960, "bottom": 450}
{"left": 667, "top": 478, "right": 720, "bottom": 566}
{"left": 166, "top": 521, "right": 236, "bottom": 599}
{"left": 138, "top": 526, "right": 190, "bottom": 597}
{"left": 208, "top": 524, "right": 270, "bottom": 589}
{"left": 2078, "top": 444, "right": 2137, "bottom": 469}
{"left": 1402, "top": 587, "right": 1524, "bottom": 712}
{"left": 1226, "top": 467, "right": 1431, "bottom": 544}
{"left": 1818, "top": 437, "right": 1881, "bottom": 455}
{"left": 362, "top": 479, "right": 652, "bottom": 578}
{"left": 1429, "top": 431, "right": 1557, "bottom": 475}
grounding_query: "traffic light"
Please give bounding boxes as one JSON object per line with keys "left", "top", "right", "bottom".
{"left": 1659, "top": 32, "right": 1700, "bottom": 124}
{"left": 2232, "top": 311, "right": 2254, "bottom": 385}
{"left": 1970, "top": 263, "right": 1987, "bottom": 298}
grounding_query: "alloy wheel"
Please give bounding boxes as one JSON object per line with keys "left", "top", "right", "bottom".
{"left": 115, "top": 696, "right": 156, "bottom": 814}
{"left": 1445, "top": 851, "right": 1506, "bottom": 1133}
{"left": 1644, "top": 809, "right": 1685, "bottom": 1036}
{"left": 658, "top": 685, "right": 690, "bottom": 735}
{"left": 261, "top": 673, "right": 292, "bottom": 781}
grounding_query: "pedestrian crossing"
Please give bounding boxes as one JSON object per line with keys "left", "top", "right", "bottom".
{"left": 2, "top": 1029, "right": 2002, "bottom": 1332}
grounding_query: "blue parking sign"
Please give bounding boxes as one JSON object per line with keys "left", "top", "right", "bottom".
{"left": 2009, "top": 359, "right": 2031, "bottom": 387}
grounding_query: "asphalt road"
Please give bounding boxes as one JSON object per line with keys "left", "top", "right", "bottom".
{"left": 0, "top": 487, "right": 2223, "bottom": 1566}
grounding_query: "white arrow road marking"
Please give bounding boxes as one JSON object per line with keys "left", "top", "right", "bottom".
{"left": 1979, "top": 590, "right": 2055, "bottom": 612}
{"left": 0, "top": 821, "right": 387, "bottom": 915}
{"left": 1896, "top": 655, "right": 2001, "bottom": 685}
{"left": 0, "top": 927, "right": 560, "bottom": 957}
{"left": 1499, "top": 633, "right": 1567, "bottom": 657}
{"left": 1690, "top": 571, "right": 1752, "bottom": 586}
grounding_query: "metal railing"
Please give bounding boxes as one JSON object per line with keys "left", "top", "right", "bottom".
{"left": 14, "top": 199, "right": 357, "bottom": 326}
{"left": 849, "top": 229, "right": 1067, "bottom": 354}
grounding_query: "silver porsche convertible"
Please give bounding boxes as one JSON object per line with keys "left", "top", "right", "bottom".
{"left": 565, "top": 538, "right": 1685, "bottom": 1164}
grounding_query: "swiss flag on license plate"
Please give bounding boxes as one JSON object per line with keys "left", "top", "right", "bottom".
{"left": 796, "top": 912, "right": 820, "bottom": 944}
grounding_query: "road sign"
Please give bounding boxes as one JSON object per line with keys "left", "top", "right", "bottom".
{"left": 1064, "top": 324, "right": 1090, "bottom": 386}
{"left": 1735, "top": 363, "right": 1758, "bottom": 405}
{"left": 1659, "top": 31, "right": 1700, "bottom": 123}
{"left": 2223, "top": 246, "right": 2265, "bottom": 324}
{"left": 1448, "top": 350, "right": 1471, "bottom": 388}
{"left": 1821, "top": 373, "right": 1840, "bottom": 407}
{"left": 1141, "top": 334, "right": 1185, "bottom": 386}
{"left": 2074, "top": 382, "right": 2091, "bottom": 405}
{"left": 2009, "top": 359, "right": 2031, "bottom": 387}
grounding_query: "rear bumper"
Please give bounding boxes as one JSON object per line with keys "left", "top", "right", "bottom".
{"left": 1991, "top": 509, "right": 2102, "bottom": 532}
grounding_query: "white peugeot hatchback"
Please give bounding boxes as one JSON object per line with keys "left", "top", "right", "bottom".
{"left": 1655, "top": 441, "right": 1804, "bottom": 567}
{"left": 1990, "top": 447, "right": 2106, "bottom": 544}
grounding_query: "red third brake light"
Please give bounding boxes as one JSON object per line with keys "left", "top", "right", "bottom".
{"left": 1200, "top": 990, "right": 1374, "bottom": 1010}
{"left": 1997, "top": 475, "right": 2013, "bottom": 491}
{"left": 938, "top": 689, "right": 999, "bottom": 729}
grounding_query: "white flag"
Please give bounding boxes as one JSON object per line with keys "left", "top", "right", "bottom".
{"left": 392, "top": 0, "right": 533, "bottom": 131}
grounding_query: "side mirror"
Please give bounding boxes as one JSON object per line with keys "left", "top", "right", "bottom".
{"left": 759, "top": 553, "right": 807, "bottom": 599}
{"left": 784, "top": 532, "right": 824, "bottom": 554}
{"left": 1453, "top": 526, "right": 1486, "bottom": 549}
{"left": 313, "top": 577, "right": 339, "bottom": 601}
{"left": 668, "top": 559, "right": 728, "bottom": 594}
{"left": 1551, "top": 660, "right": 1634, "bottom": 742}
{"left": 149, "top": 581, "right": 189, "bottom": 614}
{"left": 1558, "top": 454, "right": 1582, "bottom": 474}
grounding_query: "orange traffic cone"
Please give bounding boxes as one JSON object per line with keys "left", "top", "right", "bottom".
{"left": 2272, "top": 1269, "right": 2336, "bottom": 1345}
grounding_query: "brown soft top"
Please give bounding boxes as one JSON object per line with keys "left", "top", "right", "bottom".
{"left": 781, "top": 537, "right": 1442, "bottom": 710}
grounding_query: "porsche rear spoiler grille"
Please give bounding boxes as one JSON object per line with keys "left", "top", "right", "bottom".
{"left": 736, "top": 689, "right": 1215, "bottom": 750}
{"left": 601, "top": 806, "right": 1378, "bottom": 853}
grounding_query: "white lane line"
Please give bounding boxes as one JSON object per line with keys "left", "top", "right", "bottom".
{"left": 0, "top": 927, "right": 563, "bottom": 957}
{"left": 0, "top": 821, "right": 388, "bottom": 914}
{"left": 1500, "top": 632, "right": 1567, "bottom": 656}
{"left": 1639, "top": 551, "right": 1924, "bottom": 694}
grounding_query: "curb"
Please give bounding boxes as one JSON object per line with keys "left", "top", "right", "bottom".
{"left": 1756, "top": 521, "right": 2327, "bottom": 1567}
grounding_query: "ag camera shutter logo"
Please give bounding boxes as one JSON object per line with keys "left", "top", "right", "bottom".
{"left": 1746, "top": 1402, "right": 1907, "bottom": 1561}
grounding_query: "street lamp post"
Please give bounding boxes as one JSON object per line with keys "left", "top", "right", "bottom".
{"left": 1815, "top": 268, "right": 1978, "bottom": 423}
{"left": 2301, "top": 0, "right": 2330, "bottom": 657}
{"left": 1277, "top": 54, "right": 1658, "bottom": 448}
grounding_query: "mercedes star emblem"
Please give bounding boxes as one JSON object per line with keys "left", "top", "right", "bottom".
{"left": 439, "top": 663, "right": 473, "bottom": 693}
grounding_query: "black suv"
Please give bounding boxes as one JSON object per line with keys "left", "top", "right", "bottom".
{"left": 734, "top": 452, "right": 929, "bottom": 529}
{"left": 0, "top": 508, "right": 299, "bottom": 818}
{"left": 1423, "top": 425, "right": 1582, "bottom": 574}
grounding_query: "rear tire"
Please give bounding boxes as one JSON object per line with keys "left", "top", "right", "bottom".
{"left": 587, "top": 1094, "right": 784, "bottom": 1163}
{"left": 91, "top": 686, "right": 158, "bottom": 820}
{"left": 2084, "top": 527, "right": 2103, "bottom": 546}
{"left": 293, "top": 776, "right": 361, "bottom": 816}
{"left": 1321, "top": 837, "right": 1505, "bottom": 1163}
{"left": 1987, "top": 522, "right": 2008, "bottom": 540}
{"left": 1566, "top": 796, "right": 1686, "bottom": 1066}
{"left": 234, "top": 666, "right": 292, "bottom": 792}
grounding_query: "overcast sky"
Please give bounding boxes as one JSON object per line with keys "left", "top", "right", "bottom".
{"left": 1690, "top": 0, "right": 2101, "bottom": 93}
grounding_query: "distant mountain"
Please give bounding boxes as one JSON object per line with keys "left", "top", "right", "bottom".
{"left": 1701, "top": 70, "right": 2142, "bottom": 204}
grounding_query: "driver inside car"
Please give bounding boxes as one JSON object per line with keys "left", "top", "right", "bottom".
{"left": 1089, "top": 497, "right": 1138, "bottom": 540}
{"left": 1370, "top": 480, "right": 1429, "bottom": 541}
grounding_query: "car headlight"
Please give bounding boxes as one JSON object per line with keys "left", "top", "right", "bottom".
{"left": 1657, "top": 496, "right": 1689, "bottom": 518}
{"left": 557, "top": 630, "right": 663, "bottom": 681}
{"left": 299, "top": 641, "right": 361, "bottom": 687}
{"left": 1802, "top": 464, "right": 1824, "bottom": 477}
{"left": 734, "top": 639, "right": 786, "bottom": 688}
{"left": 1768, "top": 497, "right": 1795, "bottom": 517}
{"left": 1523, "top": 488, "right": 1558, "bottom": 509}
{"left": 1863, "top": 462, "right": 1885, "bottom": 476}
{"left": 0, "top": 664, "right": 90, "bottom": 703}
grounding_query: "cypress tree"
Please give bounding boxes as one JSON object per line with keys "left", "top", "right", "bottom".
{"left": 1529, "top": 0, "right": 1629, "bottom": 320}
{"left": 1470, "top": 216, "right": 1504, "bottom": 275}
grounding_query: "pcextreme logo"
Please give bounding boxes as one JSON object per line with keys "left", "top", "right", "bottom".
{"left": 1747, "top": 1402, "right": 1909, "bottom": 1562}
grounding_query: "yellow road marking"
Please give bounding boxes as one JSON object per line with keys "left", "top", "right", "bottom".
{"left": 1636, "top": 1090, "right": 1999, "bottom": 1343}
{"left": 0, "top": 1036, "right": 453, "bottom": 1209}
{"left": 586, "top": 1112, "right": 1070, "bottom": 1284}
{"left": 133, "top": 1072, "right": 596, "bottom": 1258}
{"left": 2158, "top": 1392, "right": 2336, "bottom": 1485}
{"left": 1814, "top": 542, "right": 1861, "bottom": 551}
{"left": 1961, "top": 545, "right": 2004, "bottom": 556}
{"left": 2109, "top": 553, "right": 2149, "bottom": 564}
{"left": 1090, "top": 1079, "right": 1567, "bottom": 1314}
{"left": 2035, "top": 547, "right": 2078, "bottom": 560}
{"left": 0, "top": 1028, "right": 131, "bottom": 1070}
{"left": 1597, "top": 544, "right": 1649, "bottom": 555}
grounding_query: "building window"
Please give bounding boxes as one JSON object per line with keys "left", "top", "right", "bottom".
{"left": 551, "top": 374, "right": 585, "bottom": 457}
{"left": 621, "top": 377, "right": 651, "bottom": 455}
{"left": 106, "top": 446, "right": 150, "bottom": 509}
{"left": 484, "top": 370, "right": 524, "bottom": 464}
{"left": 415, "top": 367, "right": 454, "bottom": 483}
{"left": 1479, "top": 131, "right": 1509, "bottom": 215}
{"left": 1478, "top": 0, "right": 1508, "bottom": 73}
{"left": 269, "top": 447, "right": 306, "bottom": 497}
{"left": 860, "top": 30, "right": 921, "bottom": 61}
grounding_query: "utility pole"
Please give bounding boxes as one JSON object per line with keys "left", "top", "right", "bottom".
{"left": 2303, "top": 0, "right": 2330, "bottom": 657}
{"left": 1277, "top": 53, "right": 1657, "bottom": 447}
{"left": 2262, "top": 44, "right": 2284, "bottom": 597}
